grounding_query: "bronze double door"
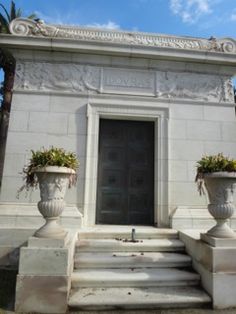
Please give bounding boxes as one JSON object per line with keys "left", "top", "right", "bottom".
{"left": 96, "top": 119, "right": 154, "bottom": 225}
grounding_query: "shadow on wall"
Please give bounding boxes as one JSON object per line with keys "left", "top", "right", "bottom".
{"left": 0, "top": 49, "right": 16, "bottom": 189}
{"left": 0, "top": 66, "right": 5, "bottom": 188}
{"left": 75, "top": 105, "right": 87, "bottom": 211}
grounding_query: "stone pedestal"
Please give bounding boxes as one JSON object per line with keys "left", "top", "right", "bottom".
{"left": 180, "top": 230, "right": 236, "bottom": 309}
{"left": 201, "top": 233, "right": 236, "bottom": 247}
{"left": 15, "top": 231, "right": 78, "bottom": 313}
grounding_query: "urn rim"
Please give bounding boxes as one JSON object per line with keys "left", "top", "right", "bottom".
{"left": 203, "top": 171, "right": 236, "bottom": 179}
{"left": 33, "top": 166, "right": 76, "bottom": 174}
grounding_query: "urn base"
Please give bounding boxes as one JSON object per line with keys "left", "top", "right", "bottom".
{"left": 206, "top": 219, "right": 236, "bottom": 238}
{"left": 34, "top": 217, "right": 67, "bottom": 239}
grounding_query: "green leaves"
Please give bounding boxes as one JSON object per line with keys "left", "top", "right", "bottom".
{"left": 196, "top": 153, "right": 236, "bottom": 174}
{"left": 0, "top": 1, "right": 37, "bottom": 34}
{"left": 0, "top": 12, "right": 10, "bottom": 33}
{"left": 0, "top": 2, "right": 13, "bottom": 34}
{"left": 30, "top": 147, "right": 79, "bottom": 170}
{"left": 195, "top": 153, "right": 236, "bottom": 195}
{"left": 10, "top": 1, "right": 16, "bottom": 20}
{"left": 0, "top": 3, "right": 11, "bottom": 23}
{"left": 18, "top": 147, "right": 79, "bottom": 197}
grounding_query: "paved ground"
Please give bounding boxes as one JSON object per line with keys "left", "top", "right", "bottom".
{"left": 1, "top": 269, "right": 236, "bottom": 314}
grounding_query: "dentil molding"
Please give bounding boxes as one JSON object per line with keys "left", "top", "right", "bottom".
{"left": 9, "top": 18, "right": 236, "bottom": 54}
{"left": 14, "top": 61, "right": 234, "bottom": 103}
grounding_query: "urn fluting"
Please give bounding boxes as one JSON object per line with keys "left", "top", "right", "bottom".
{"left": 204, "top": 172, "right": 236, "bottom": 238}
{"left": 34, "top": 166, "right": 75, "bottom": 239}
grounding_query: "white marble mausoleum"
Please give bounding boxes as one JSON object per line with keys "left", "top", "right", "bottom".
{"left": 0, "top": 18, "right": 236, "bottom": 312}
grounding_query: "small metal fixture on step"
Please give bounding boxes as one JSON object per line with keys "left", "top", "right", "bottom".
{"left": 131, "top": 228, "right": 136, "bottom": 242}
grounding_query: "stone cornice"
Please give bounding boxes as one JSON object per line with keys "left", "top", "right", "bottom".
{"left": 9, "top": 18, "right": 236, "bottom": 55}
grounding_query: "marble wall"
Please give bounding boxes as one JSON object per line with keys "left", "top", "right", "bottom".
{"left": 0, "top": 49, "right": 235, "bottom": 227}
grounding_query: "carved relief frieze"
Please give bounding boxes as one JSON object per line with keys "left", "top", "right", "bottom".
{"left": 14, "top": 61, "right": 233, "bottom": 103}
{"left": 155, "top": 71, "right": 230, "bottom": 102}
{"left": 222, "top": 78, "right": 235, "bottom": 103}
{"left": 14, "top": 61, "right": 100, "bottom": 93}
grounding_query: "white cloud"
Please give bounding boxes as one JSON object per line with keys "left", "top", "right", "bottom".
{"left": 170, "top": 0, "right": 213, "bottom": 24}
{"left": 34, "top": 10, "right": 70, "bottom": 25}
{"left": 34, "top": 11, "right": 120, "bottom": 30}
{"left": 85, "top": 21, "right": 120, "bottom": 30}
{"left": 231, "top": 11, "right": 236, "bottom": 21}
{"left": 170, "top": 0, "right": 182, "bottom": 14}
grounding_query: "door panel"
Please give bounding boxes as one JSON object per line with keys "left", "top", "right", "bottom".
{"left": 96, "top": 119, "right": 154, "bottom": 225}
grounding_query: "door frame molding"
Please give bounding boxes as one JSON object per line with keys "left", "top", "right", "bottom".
{"left": 83, "top": 97, "right": 169, "bottom": 227}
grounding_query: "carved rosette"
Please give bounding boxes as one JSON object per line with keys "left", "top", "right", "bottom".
{"left": 9, "top": 18, "right": 236, "bottom": 54}
{"left": 204, "top": 172, "right": 236, "bottom": 238}
{"left": 34, "top": 166, "right": 75, "bottom": 239}
{"left": 219, "top": 39, "right": 236, "bottom": 53}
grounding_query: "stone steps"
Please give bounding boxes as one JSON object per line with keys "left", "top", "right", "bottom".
{"left": 68, "top": 286, "right": 211, "bottom": 310}
{"left": 77, "top": 238, "right": 185, "bottom": 252}
{"left": 78, "top": 227, "right": 178, "bottom": 240}
{"left": 74, "top": 251, "right": 192, "bottom": 268}
{"left": 69, "top": 228, "right": 211, "bottom": 310}
{"left": 71, "top": 267, "right": 200, "bottom": 288}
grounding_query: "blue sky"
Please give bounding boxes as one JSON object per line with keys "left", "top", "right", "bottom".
{"left": 0, "top": 0, "right": 236, "bottom": 88}
{"left": 0, "top": 0, "right": 236, "bottom": 38}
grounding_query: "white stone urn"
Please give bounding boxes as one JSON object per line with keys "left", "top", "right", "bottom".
{"left": 34, "top": 166, "right": 75, "bottom": 239}
{"left": 203, "top": 172, "right": 236, "bottom": 238}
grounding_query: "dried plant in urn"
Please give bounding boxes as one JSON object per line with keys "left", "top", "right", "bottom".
{"left": 195, "top": 153, "right": 236, "bottom": 238}
{"left": 19, "top": 147, "right": 79, "bottom": 239}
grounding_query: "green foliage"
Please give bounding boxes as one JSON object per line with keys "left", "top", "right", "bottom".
{"left": 18, "top": 147, "right": 79, "bottom": 196}
{"left": 196, "top": 153, "right": 236, "bottom": 174}
{"left": 29, "top": 147, "right": 79, "bottom": 170}
{"left": 0, "top": 1, "right": 37, "bottom": 34}
{"left": 195, "top": 153, "right": 236, "bottom": 195}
